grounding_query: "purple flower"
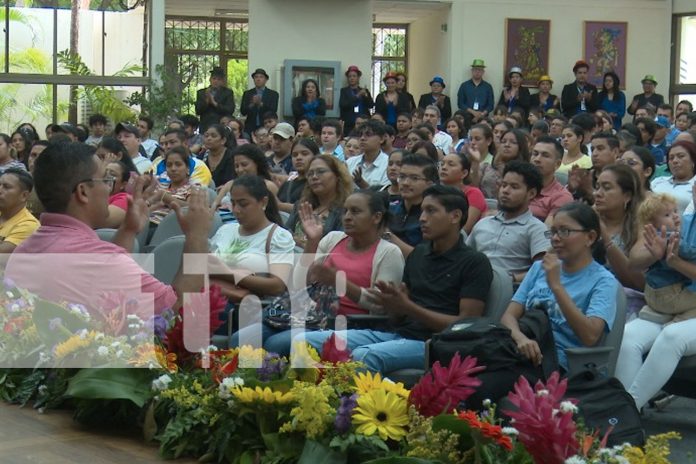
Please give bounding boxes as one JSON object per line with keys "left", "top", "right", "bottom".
{"left": 146, "top": 315, "right": 168, "bottom": 339}
{"left": 3, "top": 277, "right": 16, "bottom": 290}
{"left": 257, "top": 352, "right": 287, "bottom": 381}
{"left": 334, "top": 393, "right": 358, "bottom": 434}
{"left": 48, "top": 318, "right": 63, "bottom": 331}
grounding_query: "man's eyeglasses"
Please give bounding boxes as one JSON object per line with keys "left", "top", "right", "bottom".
{"left": 73, "top": 176, "right": 116, "bottom": 192}
{"left": 397, "top": 174, "right": 428, "bottom": 183}
{"left": 544, "top": 228, "right": 587, "bottom": 239}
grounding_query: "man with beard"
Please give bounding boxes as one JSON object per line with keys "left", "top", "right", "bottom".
{"left": 467, "top": 160, "right": 548, "bottom": 284}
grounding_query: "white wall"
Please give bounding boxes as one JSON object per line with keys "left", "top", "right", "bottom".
{"left": 408, "top": 7, "right": 451, "bottom": 98}
{"left": 673, "top": 0, "right": 696, "bottom": 14}
{"left": 248, "top": 0, "right": 373, "bottom": 117}
{"left": 445, "top": 0, "right": 671, "bottom": 108}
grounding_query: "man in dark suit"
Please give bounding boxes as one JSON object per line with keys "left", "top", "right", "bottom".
{"left": 560, "top": 60, "right": 598, "bottom": 118}
{"left": 240, "top": 68, "right": 280, "bottom": 137}
{"left": 339, "top": 65, "right": 374, "bottom": 135}
{"left": 195, "top": 66, "right": 236, "bottom": 133}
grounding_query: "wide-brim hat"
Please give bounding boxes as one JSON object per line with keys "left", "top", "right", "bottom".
{"left": 210, "top": 66, "right": 226, "bottom": 78}
{"left": 345, "top": 65, "right": 362, "bottom": 77}
{"left": 471, "top": 58, "right": 486, "bottom": 68}
{"left": 429, "top": 75, "right": 446, "bottom": 88}
{"left": 251, "top": 68, "right": 269, "bottom": 79}
{"left": 508, "top": 66, "right": 523, "bottom": 77}
{"left": 641, "top": 74, "right": 658, "bottom": 85}
{"left": 573, "top": 60, "right": 589, "bottom": 72}
{"left": 383, "top": 71, "right": 399, "bottom": 83}
{"left": 538, "top": 75, "right": 554, "bottom": 85}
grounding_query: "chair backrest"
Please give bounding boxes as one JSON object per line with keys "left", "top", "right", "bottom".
{"left": 484, "top": 266, "right": 513, "bottom": 321}
{"left": 485, "top": 198, "right": 498, "bottom": 211}
{"left": 152, "top": 235, "right": 186, "bottom": 285}
{"left": 605, "top": 286, "right": 627, "bottom": 376}
{"left": 149, "top": 209, "right": 224, "bottom": 249}
{"left": 95, "top": 228, "right": 139, "bottom": 253}
{"left": 555, "top": 170, "right": 568, "bottom": 186}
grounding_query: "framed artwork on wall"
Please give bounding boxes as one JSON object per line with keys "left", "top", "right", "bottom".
{"left": 505, "top": 18, "right": 551, "bottom": 87}
{"left": 584, "top": 21, "right": 628, "bottom": 89}
{"left": 282, "top": 59, "right": 341, "bottom": 118}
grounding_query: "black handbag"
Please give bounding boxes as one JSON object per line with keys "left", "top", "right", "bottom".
{"left": 263, "top": 282, "right": 339, "bottom": 330}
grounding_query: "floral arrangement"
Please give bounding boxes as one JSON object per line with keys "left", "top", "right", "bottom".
{"left": 0, "top": 282, "right": 681, "bottom": 464}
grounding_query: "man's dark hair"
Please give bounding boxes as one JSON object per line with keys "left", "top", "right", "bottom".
{"left": 357, "top": 120, "right": 388, "bottom": 137}
{"left": 658, "top": 103, "right": 674, "bottom": 115}
{"left": 180, "top": 114, "right": 200, "bottom": 129}
{"left": 534, "top": 135, "right": 564, "bottom": 160}
{"left": 423, "top": 184, "right": 469, "bottom": 228}
{"left": 397, "top": 112, "right": 412, "bottom": 120}
{"left": 262, "top": 111, "right": 278, "bottom": 121}
{"left": 401, "top": 153, "right": 438, "bottom": 182}
{"left": 2, "top": 167, "right": 34, "bottom": 193}
{"left": 502, "top": 160, "right": 543, "bottom": 196}
{"left": 164, "top": 128, "right": 187, "bottom": 142}
{"left": 88, "top": 114, "right": 107, "bottom": 127}
{"left": 138, "top": 115, "right": 154, "bottom": 131}
{"left": 384, "top": 125, "right": 395, "bottom": 137}
{"left": 34, "top": 142, "right": 97, "bottom": 213}
{"left": 637, "top": 104, "right": 656, "bottom": 117}
{"left": 321, "top": 119, "right": 343, "bottom": 138}
{"left": 570, "top": 112, "right": 596, "bottom": 132}
{"left": 532, "top": 120, "right": 549, "bottom": 134}
{"left": 416, "top": 123, "right": 436, "bottom": 137}
{"left": 591, "top": 131, "right": 620, "bottom": 150}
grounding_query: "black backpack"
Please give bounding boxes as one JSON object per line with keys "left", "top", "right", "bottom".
{"left": 429, "top": 318, "right": 522, "bottom": 370}
{"left": 566, "top": 369, "right": 645, "bottom": 447}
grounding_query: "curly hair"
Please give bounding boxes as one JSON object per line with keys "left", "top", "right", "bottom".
{"left": 638, "top": 193, "right": 678, "bottom": 228}
{"left": 300, "top": 154, "right": 353, "bottom": 208}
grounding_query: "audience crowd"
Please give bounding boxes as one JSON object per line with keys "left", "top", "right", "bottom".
{"left": 3, "top": 59, "right": 696, "bottom": 412}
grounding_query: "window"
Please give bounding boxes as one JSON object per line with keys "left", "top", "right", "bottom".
{"left": 371, "top": 24, "right": 408, "bottom": 98}
{"left": 671, "top": 14, "right": 696, "bottom": 105}
{"left": 0, "top": 1, "right": 150, "bottom": 133}
{"left": 164, "top": 17, "right": 248, "bottom": 116}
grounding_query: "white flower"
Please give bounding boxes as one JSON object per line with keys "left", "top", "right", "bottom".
{"left": 560, "top": 401, "right": 578, "bottom": 414}
{"left": 502, "top": 427, "right": 519, "bottom": 436}
{"left": 152, "top": 374, "right": 172, "bottom": 391}
{"left": 536, "top": 389, "right": 549, "bottom": 397}
{"left": 564, "top": 457, "right": 587, "bottom": 464}
{"left": 115, "top": 350, "right": 124, "bottom": 358}
{"left": 206, "top": 345, "right": 218, "bottom": 352}
{"left": 126, "top": 315, "right": 141, "bottom": 321}
{"left": 38, "top": 385, "right": 48, "bottom": 394}
{"left": 97, "top": 346, "right": 109, "bottom": 357}
{"left": 482, "top": 398, "right": 492, "bottom": 407}
{"left": 218, "top": 376, "right": 244, "bottom": 399}
{"left": 95, "top": 333, "right": 105, "bottom": 341}
{"left": 38, "top": 352, "right": 51, "bottom": 364}
{"left": 77, "top": 329, "right": 89, "bottom": 339}
{"left": 111, "top": 341, "right": 121, "bottom": 348}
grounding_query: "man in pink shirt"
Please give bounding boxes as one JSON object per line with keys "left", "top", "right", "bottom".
{"left": 5, "top": 142, "right": 212, "bottom": 320}
{"left": 529, "top": 136, "right": 573, "bottom": 224}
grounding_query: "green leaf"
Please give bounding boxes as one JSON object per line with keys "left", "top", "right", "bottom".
{"left": 432, "top": 414, "right": 475, "bottom": 450}
{"left": 298, "top": 440, "right": 346, "bottom": 464}
{"left": 33, "top": 299, "right": 89, "bottom": 347}
{"left": 363, "top": 458, "right": 441, "bottom": 464}
{"left": 65, "top": 368, "right": 154, "bottom": 407}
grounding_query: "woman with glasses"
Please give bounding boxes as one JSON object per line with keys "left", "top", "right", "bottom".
{"left": 475, "top": 128, "right": 530, "bottom": 199}
{"left": 147, "top": 147, "right": 194, "bottom": 226}
{"left": 618, "top": 146, "right": 655, "bottom": 195}
{"left": 286, "top": 154, "right": 353, "bottom": 249}
{"left": 438, "top": 152, "right": 487, "bottom": 234}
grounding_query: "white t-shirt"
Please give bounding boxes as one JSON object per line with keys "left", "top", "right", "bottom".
{"left": 210, "top": 222, "right": 295, "bottom": 274}
{"left": 132, "top": 154, "right": 153, "bottom": 175}
{"left": 433, "top": 130, "right": 453, "bottom": 154}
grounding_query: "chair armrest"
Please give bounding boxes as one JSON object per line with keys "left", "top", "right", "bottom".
{"left": 344, "top": 314, "right": 390, "bottom": 331}
{"left": 565, "top": 346, "right": 614, "bottom": 378}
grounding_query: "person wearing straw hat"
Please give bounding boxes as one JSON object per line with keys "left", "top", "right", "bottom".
{"left": 240, "top": 68, "right": 279, "bottom": 137}
{"left": 418, "top": 75, "right": 452, "bottom": 126}
{"left": 457, "top": 58, "right": 495, "bottom": 126}
{"left": 375, "top": 71, "right": 412, "bottom": 128}
{"left": 627, "top": 74, "right": 664, "bottom": 116}
{"left": 560, "top": 60, "right": 599, "bottom": 118}
{"left": 195, "top": 66, "right": 236, "bottom": 133}
{"left": 339, "top": 65, "right": 374, "bottom": 135}
{"left": 530, "top": 75, "right": 559, "bottom": 113}
{"left": 498, "top": 66, "right": 531, "bottom": 116}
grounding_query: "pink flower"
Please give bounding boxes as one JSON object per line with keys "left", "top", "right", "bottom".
{"left": 409, "top": 352, "right": 485, "bottom": 417}
{"left": 503, "top": 372, "right": 579, "bottom": 464}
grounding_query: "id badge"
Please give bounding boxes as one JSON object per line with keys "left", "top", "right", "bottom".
{"left": 473, "top": 101, "right": 480, "bottom": 111}
{"left": 354, "top": 105, "right": 360, "bottom": 113}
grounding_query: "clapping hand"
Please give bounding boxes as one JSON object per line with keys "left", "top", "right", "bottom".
{"left": 171, "top": 186, "right": 213, "bottom": 239}
{"left": 122, "top": 175, "right": 150, "bottom": 234}
{"left": 367, "top": 281, "right": 410, "bottom": 314}
{"left": 643, "top": 224, "right": 669, "bottom": 261}
{"left": 664, "top": 232, "right": 681, "bottom": 267}
{"left": 298, "top": 201, "right": 324, "bottom": 242}
{"left": 353, "top": 166, "right": 368, "bottom": 189}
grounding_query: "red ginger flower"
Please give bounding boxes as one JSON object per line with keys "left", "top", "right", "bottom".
{"left": 409, "top": 352, "right": 485, "bottom": 417}
{"left": 321, "top": 332, "right": 352, "bottom": 363}
{"left": 503, "top": 372, "right": 579, "bottom": 464}
{"left": 457, "top": 410, "right": 513, "bottom": 451}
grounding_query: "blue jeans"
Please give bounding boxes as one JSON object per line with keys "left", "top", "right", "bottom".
{"left": 295, "top": 329, "right": 425, "bottom": 374}
{"left": 230, "top": 323, "right": 313, "bottom": 358}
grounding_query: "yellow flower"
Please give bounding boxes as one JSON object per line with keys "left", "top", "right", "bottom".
{"left": 232, "top": 386, "right": 294, "bottom": 404}
{"left": 623, "top": 432, "right": 680, "bottom": 464}
{"left": 53, "top": 332, "right": 95, "bottom": 359}
{"left": 237, "top": 345, "right": 266, "bottom": 368}
{"left": 353, "top": 389, "right": 409, "bottom": 441}
{"left": 279, "top": 382, "right": 335, "bottom": 438}
{"left": 290, "top": 342, "right": 321, "bottom": 367}
{"left": 354, "top": 371, "right": 410, "bottom": 399}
